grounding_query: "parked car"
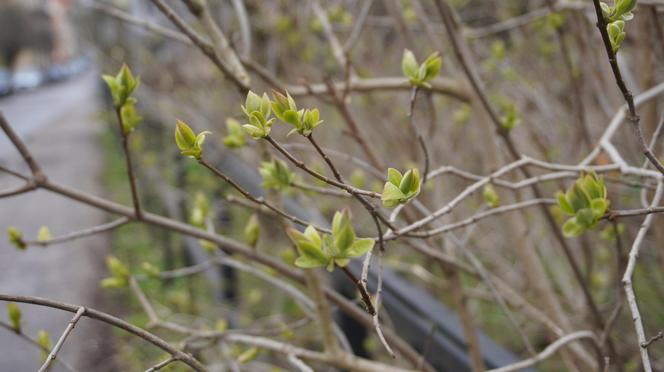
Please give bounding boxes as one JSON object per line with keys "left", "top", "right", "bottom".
{"left": 12, "top": 68, "right": 43, "bottom": 91}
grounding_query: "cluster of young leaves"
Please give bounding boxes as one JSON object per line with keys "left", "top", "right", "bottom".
{"left": 401, "top": 49, "right": 442, "bottom": 88}
{"left": 239, "top": 90, "right": 325, "bottom": 140}
{"left": 382, "top": 168, "right": 421, "bottom": 208}
{"left": 223, "top": 118, "right": 246, "bottom": 148}
{"left": 102, "top": 65, "right": 142, "bottom": 135}
{"left": 7, "top": 227, "right": 25, "bottom": 250}
{"left": 100, "top": 255, "right": 130, "bottom": 288}
{"left": 259, "top": 159, "right": 295, "bottom": 191}
{"left": 174, "top": 119, "right": 211, "bottom": 160}
{"left": 287, "top": 209, "right": 374, "bottom": 271}
{"left": 272, "top": 91, "right": 323, "bottom": 136}
{"left": 556, "top": 173, "right": 610, "bottom": 237}
{"left": 601, "top": 0, "right": 637, "bottom": 52}
{"left": 241, "top": 92, "right": 274, "bottom": 139}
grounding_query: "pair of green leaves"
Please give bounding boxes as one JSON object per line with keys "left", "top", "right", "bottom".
{"left": 259, "top": 159, "right": 295, "bottom": 191}
{"left": 223, "top": 118, "right": 247, "bottom": 148}
{"left": 382, "top": 168, "right": 421, "bottom": 208}
{"left": 287, "top": 209, "right": 374, "bottom": 271}
{"left": 601, "top": 0, "right": 637, "bottom": 52}
{"left": 7, "top": 226, "right": 52, "bottom": 250}
{"left": 100, "top": 255, "right": 130, "bottom": 288}
{"left": 175, "top": 120, "right": 211, "bottom": 160}
{"left": 272, "top": 91, "right": 323, "bottom": 136}
{"left": 556, "top": 173, "right": 610, "bottom": 237}
{"left": 401, "top": 49, "right": 442, "bottom": 88}
{"left": 102, "top": 65, "right": 142, "bottom": 135}
{"left": 241, "top": 92, "right": 275, "bottom": 139}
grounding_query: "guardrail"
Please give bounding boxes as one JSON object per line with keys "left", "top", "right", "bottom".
{"left": 156, "top": 148, "right": 532, "bottom": 371}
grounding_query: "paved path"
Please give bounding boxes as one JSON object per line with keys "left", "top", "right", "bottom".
{"left": 0, "top": 72, "right": 115, "bottom": 371}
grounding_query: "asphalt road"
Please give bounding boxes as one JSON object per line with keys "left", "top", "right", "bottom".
{"left": 0, "top": 72, "right": 115, "bottom": 371}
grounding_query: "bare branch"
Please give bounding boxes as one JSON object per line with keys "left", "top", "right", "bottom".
{"left": 487, "top": 331, "right": 599, "bottom": 372}
{"left": 38, "top": 307, "right": 86, "bottom": 372}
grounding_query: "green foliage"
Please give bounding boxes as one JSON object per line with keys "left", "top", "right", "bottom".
{"left": 350, "top": 169, "right": 366, "bottom": 189}
{"left": 190, "top": 192, "right": 210, "bottom": 228}
{"left": 223, "top": 118, "right": 246, "bottom": 148}
{"left": 102, "top": 64, "right": 139, "bottom": 108}
{"left": 244, "top": 214, "right": 260, "bottom": 248}
{"left": 498, "top": 100, "right": 520, "bottom": 131}
{"left": 483, "top": 184, "right": 500, "bottom": 208}
{"left": 100, "top": 255, "right": 130, "bottom": 288}
{"left": 241, "top": 91, "right": 274, "bottom": 139}
{"left": 259, "top": 159, "right": 295, "bottom": 191}
{"left": 601, "top": 0, "right": 637, "bottom": 22}
{"left": 37, "top": 226, "right": 51, "bottom": 243}
{"left": 607, "top": 20, "right": 626, "bottom": 53}
{"left": 119, "top": 100, "right": 142, "bottom": 135}
{"left": 272, "top": 91, "right": 323, "bottom": 136}
{"left": 7, "top": 227, "right": 25, "bottom": 250}
{"left": 601, "top": 0, "right": 637, "bottom": 52}
{"left": 174, "top": 120, "right": 211, "bottom": 160}
{"left": 600, "top": 223, "right": 625, "bottom": 241}
{"left": 382, "top": 168, "right": 421, "bottom": 208}
{"left": 103, "top": 64, "right": 142, "bottom": 134}
{"left": 140, "top": 262, "right": 161, "bottom": 278}
{"left": 491, "top": 40, "right": 507, "bottom": 60}
{"left": 287, "top": 209, "right": 374, "bottom": 271}
{"left": 547, "top": 12, "right": 565, "bottom": 30}
{"left": 237, "top": 347, "right": 260, "bottom": 364}
{"left": 556, "top": 173, "right": 610, "bottom": 237}
{"left": 401, "top": 49, "right": 442, "bottom": 88}
{"left": 6, "top": 302, "right": 21, "bottom": 333}
{"left": 453, "top": 104, "right": 472, "bottom": 126}
{"left": 36, "top": 329, "right": 52, "bottom": 361}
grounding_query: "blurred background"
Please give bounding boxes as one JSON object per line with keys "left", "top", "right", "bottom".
{"left": 0, "top": 0, "right": 663, "bottom": 371}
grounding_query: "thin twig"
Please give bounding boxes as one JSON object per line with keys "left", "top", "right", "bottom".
{"left": 487, "top": 331, "right": 599, "bottom": 372}
{"left": 0, "top": 294, "right": 206, "bottom": 371}
{"left": 621, "top": 181, "right": 664, "bottom": 371}
{"left": 340, "top": 266, "right": 376, "bottom": 316}
{"left": 0, "top": 321, "right": 77, "bottom": 372}
{"left": 38, "top": 307, "right": 86, "bottom": 372}
{"left": 641, "top": 331, "right": 664, "bottom": 349}
{"left": 590, "top": 0, "right": 664, "bottom": 176}
{"left": 144, "top": 356, "right": 177, "bottom": 372}
{"left": 113, "top": 107, "right": 143, "bottom": 219}
{"left": 25, "top": 218, "right": 130, "bottom": 247}
{"left": 0, "top": 113, "right": 46, "bottom": 182}
{"left": 199, "top": 158, "right": 330, "bottom": 233}
{"left": 407, "top": 87, "right": 430, "bottom": 183}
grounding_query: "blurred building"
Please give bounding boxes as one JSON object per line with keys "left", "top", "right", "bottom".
{"left": 0, "top": 0, "right": 76, "bottom": 69}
